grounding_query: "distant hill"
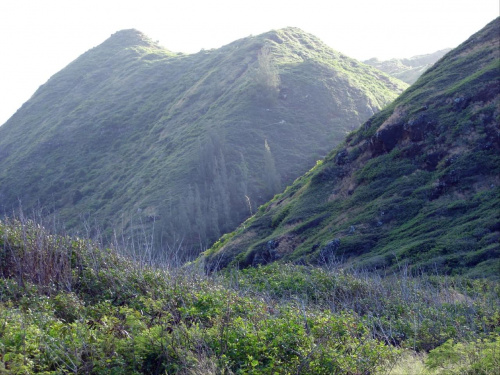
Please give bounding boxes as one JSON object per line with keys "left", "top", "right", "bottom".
{"left": 203, "top": 18, "right": 500, "bottom": 277}
{"left": 364, "top": 48, "right": 452, "bottom": 84}
{"left": 0, "top": 27, "right": 406, "bottom": 260}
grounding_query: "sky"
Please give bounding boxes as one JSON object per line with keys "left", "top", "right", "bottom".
{"left": 0, "top": 0, "right": 498, "bottom": 126}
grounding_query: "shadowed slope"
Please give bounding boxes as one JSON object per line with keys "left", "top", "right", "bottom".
{"left": 0, "top": 27, "right": 406, "bottom": 259}
{"left": 203, "top": 18, "right": 500, "bottom": 277}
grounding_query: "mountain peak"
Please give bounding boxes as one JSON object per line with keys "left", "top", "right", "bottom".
{"left": 260, "top": 26, "right": 325, "bottom": 46}
{"left": 274, "top": 26, "right": 307, "bottom": 34}
{"left": 102, "top": 28, "right": 158, "bottom": 49}
{"left": 0, "top": 25, "right": 406, "bottom": 259}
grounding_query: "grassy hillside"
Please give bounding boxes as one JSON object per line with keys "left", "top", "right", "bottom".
{"left": 364, "top": 49, "right": 452, "bottom": 84}
{"left": 1, "top": 217, "right": 498, "bottom": 374}
{"left": 0, "top": 28, "right": 406, "bottom": 260}
{"left": 203, "top": 18, "right": 500, "bottom": 278}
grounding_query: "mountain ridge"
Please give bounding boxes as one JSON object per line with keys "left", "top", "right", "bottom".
{"left": 0, "top": 27, "right": 407, "bottom": 260}
{"left": 202, "top": 18, "right": 500, "bottom": 277}
{"left": 364, "top": 48, "right": 452, "bottom": 84}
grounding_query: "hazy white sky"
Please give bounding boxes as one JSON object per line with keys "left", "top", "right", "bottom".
{"left": 0, "top": 0, "right": 498, "bottom": 125}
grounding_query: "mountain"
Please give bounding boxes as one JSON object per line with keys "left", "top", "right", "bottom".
{"left": 0, "top": 27, "right": 407, "bottom": 260}
{"left": 203, "top": 18, "right": 500, "bottom": 277}
{"left": 364, "top": 48, "right": 452, "bottom": 84}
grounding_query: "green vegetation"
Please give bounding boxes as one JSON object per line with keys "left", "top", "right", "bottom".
{"left": 203, "top": 18, "right": 500, "bottom": 277}
{"left": 1, "top": 218, "right": 498, "bottom": 374}
{"left": 425, "top": 336, "right": 500, "bottom": 374}
{"left": 0, "top": 27, "right": 406, "bottom": 261}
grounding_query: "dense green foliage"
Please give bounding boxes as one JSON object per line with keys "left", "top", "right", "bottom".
{"left": 425, "top": 336, "right": 500, "bottom": 374}
{"left": 203, "top": 18, "right": 500, "bottom": 278}
{"left": 364, "top": 48, "right": 452, "bottom": 84}
{"left": 0, "top": 28, "right": 406, "bottom": 260}
{"left": 1, "top": 218, "right": 498, "bottom": 374}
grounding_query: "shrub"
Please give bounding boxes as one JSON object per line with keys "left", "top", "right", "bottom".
{"left": 425, "top": 335, "right": 500, "bottom": 374}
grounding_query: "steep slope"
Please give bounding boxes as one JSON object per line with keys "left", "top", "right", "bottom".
{"left": 364, "top": 48, "right": 452, "bottom": 84}
{"left": 0, "top": 28, "right": 406, "bottom": 259}
{"left": 203, "top": 18, "right": 500, "bottom": 277}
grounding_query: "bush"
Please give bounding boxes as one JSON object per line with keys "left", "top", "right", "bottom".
{"left": 425, "top": 335, "right": 500, "bottom": 374}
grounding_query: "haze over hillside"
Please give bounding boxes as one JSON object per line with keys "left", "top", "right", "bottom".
{"left": 364, "top": 48, "right": 452, "bottom": 84}
{"left": 204, "top": 18, "right": 500, "bottom": 278}
{"left": 0, "top": 27, "right": 406, "bottom": 260}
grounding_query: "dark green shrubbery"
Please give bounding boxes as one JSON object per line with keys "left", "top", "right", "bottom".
{"left": 230, "top": 263, "right": 500, "bottom": 350}
{"left": 425, "top": 334, "right": 500, "bottom": 374}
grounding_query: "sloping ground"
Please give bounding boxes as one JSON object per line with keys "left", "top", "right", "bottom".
{"left": 364, "top": 48, "right": 452, "bottom": 84}
{"left": 203, "top": 18, "right": 500, "bottom": 277}
{"left": 0, "top": 28, "right": 406, "bottom": 259}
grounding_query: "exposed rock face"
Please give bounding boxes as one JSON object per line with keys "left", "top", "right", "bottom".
{"left": 319, "top": 238, "right": 341, "bottom": 262}
{"left": 370, "top": 113, "right": 436, "bottom": 156}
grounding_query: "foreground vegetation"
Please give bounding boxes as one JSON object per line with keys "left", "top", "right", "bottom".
{"left": 1, "top": 218, "right": 498, "bottom": 374}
